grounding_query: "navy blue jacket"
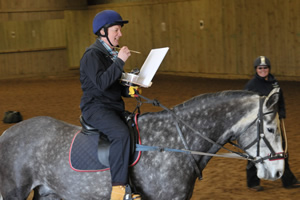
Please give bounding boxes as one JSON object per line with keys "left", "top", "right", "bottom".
{"left": 244, "top": 73, "right": 286, "bottom": 119}
{"left": 80, "top": 39, "right": 130, "bottom": 115}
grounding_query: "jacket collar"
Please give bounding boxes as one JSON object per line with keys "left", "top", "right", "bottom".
{"left": 87, "top": 39, "right": 111, "bottom": 57}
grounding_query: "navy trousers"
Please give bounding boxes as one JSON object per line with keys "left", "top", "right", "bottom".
{"left": 247, "top": 140, "right": 298, "bottom": 188}
{"left": 83, "top": 108, "right": 130, "bottom": 185}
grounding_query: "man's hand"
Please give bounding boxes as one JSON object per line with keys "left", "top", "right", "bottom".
{"left": 118, "top": 46, "right": 131, "bottom": 62}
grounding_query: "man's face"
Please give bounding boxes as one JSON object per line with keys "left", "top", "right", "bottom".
{"left": 256, "top": 65, "right": 270, "bottom": 79}
{"left": 101, "top": 25, "right": 122, "bottom": 48}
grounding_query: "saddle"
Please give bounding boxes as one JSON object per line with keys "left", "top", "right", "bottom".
{"left": 71, "top": 112, "right": 140, "bottom": 170}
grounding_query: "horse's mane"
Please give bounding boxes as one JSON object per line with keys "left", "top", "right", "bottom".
{"left": 139, "top": 90, "right": 258, "bottom": 117}
{"left": 173, "top": 90, "right": 257, "bottom": 111}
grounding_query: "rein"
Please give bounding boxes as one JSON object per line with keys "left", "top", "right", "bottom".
{"left": 135, "top": 144, "right": 248, "bottom": 159}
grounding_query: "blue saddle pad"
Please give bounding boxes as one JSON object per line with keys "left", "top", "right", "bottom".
{"left": 69, "top": 131, "right": 108, "bottom": 172}
{"left": 69, "top": 131, "right": 141, "bottom": 172}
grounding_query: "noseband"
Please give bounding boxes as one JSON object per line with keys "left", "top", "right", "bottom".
{"left": 242, "top": 97, "right": 286, "bottom": 164}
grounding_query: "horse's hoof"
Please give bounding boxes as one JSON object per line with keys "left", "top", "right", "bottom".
{"left": 284, "top": 180, "right": 300, "bottom": 189}
{"left": 248, "top": 185, "right": 264, "bottom": 191}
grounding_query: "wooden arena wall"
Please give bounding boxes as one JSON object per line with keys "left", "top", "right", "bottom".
{"left": 0, "top": 0, "right": 87, "bottom": 78}
{"left": 0, "top": 0, "right": 299, "bottom": 80}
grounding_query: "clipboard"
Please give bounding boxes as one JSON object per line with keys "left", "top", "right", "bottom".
{"left": 121, "top": 47, "right": 169, "bottom": 88}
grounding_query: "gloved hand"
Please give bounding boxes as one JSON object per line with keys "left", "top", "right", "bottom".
{"left": 129, "top": 86, "right": 142, "bottom": 97}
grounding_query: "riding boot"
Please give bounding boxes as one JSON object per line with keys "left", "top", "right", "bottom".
{"left": 111, "top": 185, "right": 141, "bottom": 200}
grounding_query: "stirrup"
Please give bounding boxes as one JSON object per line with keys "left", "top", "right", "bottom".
{"left": 124, "top": 185, "right": 141, "bottom": 200}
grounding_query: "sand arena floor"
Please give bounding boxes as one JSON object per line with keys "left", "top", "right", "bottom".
{"left": 0, "top": 74, "right": 299, "bottom": 200}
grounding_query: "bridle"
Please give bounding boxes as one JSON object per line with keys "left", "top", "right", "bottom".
{"left": 237, "top": 97, "right": 286, "bottom": 164}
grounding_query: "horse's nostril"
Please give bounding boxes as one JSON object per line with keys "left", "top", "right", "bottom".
{"left": 276, "top": 171, "right": 282, "bottom": 179}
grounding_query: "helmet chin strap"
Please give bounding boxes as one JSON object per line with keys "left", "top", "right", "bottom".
{"left": 99, "top": 27, "right": 116, "bottom": 48}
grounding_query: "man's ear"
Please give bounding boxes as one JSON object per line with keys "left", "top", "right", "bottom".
{"left": 99, "top": 28, "right": 105, "bottom": 36}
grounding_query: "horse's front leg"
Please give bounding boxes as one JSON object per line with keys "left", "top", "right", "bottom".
{"left": 32, "top": 186, "right": 62, "bottom": 200}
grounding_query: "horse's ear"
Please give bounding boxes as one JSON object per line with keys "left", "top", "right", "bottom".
{"left": 265, "top": 88, "right": 280, "bottom": 109}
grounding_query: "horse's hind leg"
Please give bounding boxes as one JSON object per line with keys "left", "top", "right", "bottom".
{"left": 32, "top": 186, "right": 62, "bottom": 200}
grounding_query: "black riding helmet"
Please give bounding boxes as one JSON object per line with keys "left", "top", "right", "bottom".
{"left": 253, "top": 56, "right": 271, "bottom": 69}
{"left": 92, "top": 10, "right": 128, "bottom": 47}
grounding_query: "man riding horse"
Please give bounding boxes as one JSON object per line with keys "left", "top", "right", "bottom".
{"left": 79, "top": 10, "right": 142, "bottom": 200}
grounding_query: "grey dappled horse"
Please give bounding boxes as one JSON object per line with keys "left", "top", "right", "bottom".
{"left": 0, "top": 89, "right": 284, "bottom": 200}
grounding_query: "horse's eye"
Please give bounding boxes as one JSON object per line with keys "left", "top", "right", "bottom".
{"left": 267, "top": 128, "right": 274, "bottom": 134}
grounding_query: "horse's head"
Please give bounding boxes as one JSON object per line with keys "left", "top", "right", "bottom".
{"left": 237, "top": 88, "right": 284, "bottom": 180}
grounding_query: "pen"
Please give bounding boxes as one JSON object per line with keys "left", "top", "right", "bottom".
{"left": 115, "top": 47, "right": 141, "bottom": 54}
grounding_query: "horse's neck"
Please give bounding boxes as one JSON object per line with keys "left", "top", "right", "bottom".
{"left": 138, "top": 110, "right": 229, "bottom": 152}
{"left": 138, "top": 111, "right": 228, "bottom": 175}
